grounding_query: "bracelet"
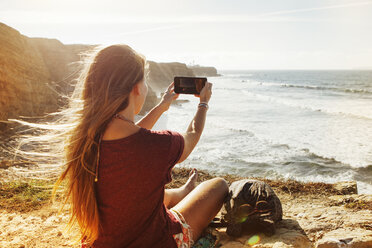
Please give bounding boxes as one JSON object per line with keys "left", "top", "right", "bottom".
{"left": 198, "top": 102, "right": 209, "bottom": 110}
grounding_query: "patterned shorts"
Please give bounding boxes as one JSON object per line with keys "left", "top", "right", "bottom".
{"left": 169, "top": 209, "right": 194, "bottom": 248}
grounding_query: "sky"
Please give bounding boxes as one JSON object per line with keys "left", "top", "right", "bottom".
{"left": 1, "top": 0, "right": 372, "bottom": 70}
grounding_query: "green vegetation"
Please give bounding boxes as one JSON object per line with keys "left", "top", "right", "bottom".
{"left": 0, "top": 179, "right": 64, "bottom": 212}
{"left": 345, "top": 200, "right": 372, "bottom": 211}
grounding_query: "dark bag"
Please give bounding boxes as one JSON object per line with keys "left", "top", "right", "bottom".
{"left": 219, "top": 179, "right": 283, "bottom": 237}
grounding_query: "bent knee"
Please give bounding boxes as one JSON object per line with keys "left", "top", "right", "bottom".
{"left": 211, "top": 177, "right": 229, "bottom": 192}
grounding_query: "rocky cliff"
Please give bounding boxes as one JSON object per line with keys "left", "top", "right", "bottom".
{"left": 188, "top": 65, "right": 220, "bottom": 77}
{"left": 0, "top": 23, "right": 97, "bottom": 130}
{"left": 146, "top": 61, "right": 195, "bottom": 92}
{"left": 0, "top": 23, "right": 57, "bottom": 129}
{"left": 0, "top": 22, "right": 218, "bottom": 129}
{"left": 29, "top": 38, "right": 96, "bottom": 95}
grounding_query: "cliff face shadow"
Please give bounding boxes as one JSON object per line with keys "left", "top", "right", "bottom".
{"left": 276, "top": 218, "right": 307, "bottom": 235}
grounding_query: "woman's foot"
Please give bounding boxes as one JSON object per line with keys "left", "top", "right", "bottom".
{"left": 184, "top": 168, "right": 198, "bottom": 193}
{"left": 164, "top": 168, "right": 199, "bottom": 208}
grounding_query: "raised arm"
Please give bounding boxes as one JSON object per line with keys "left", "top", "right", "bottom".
{"left": 136, "top": 83, "right": 178, "bottom": 129}
{"left": 177, "top": 82, "right": 212, "bottom": 163}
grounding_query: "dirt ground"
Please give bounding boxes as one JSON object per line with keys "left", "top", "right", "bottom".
{"left": 1, "top": 167, "right": 371, "bottom": 248}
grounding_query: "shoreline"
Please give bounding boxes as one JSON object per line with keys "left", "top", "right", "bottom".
{"left": 1, "top": 167, "right": 371, "bottom": 247}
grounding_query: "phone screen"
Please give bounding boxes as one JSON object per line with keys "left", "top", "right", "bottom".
{"left": 174, "top": 77, "right": 207, "bottom": 94}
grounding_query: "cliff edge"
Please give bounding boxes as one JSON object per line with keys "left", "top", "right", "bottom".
{"left": 188, "top": 65, "right": 220, "bottom": 77}
{"left": 0, "top": 168, "right": 371, "bottom": 248}
{"left": 0, "top": 22, "right": 219, "bottom": 130}
{"left": 0, "top": 23, "right": 57, "bottom": 127}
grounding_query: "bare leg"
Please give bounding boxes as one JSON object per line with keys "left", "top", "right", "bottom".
{"left": 171, "top": 177, "right": 229, "bottom": 242}
{"left": 164, "top": 168, "right": 198, "bottom": 209}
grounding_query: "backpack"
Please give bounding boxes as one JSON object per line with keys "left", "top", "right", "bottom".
{"left": 218, "top": 179, "right": 283, "bottom": 237}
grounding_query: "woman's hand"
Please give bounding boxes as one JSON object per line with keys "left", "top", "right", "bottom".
{"left": 196, "top": 82, "right": 213, "bottom": 103}
{"left": 159, "top": 82, "right": 179, "bottom": 112}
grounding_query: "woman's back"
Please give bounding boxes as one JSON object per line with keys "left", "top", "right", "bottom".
{"left": 92, "top": 128, "right": 184, "bottom": 247}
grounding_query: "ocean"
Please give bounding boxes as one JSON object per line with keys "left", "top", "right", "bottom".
{"left": 155, "top": 70, "right": 372, "bottom": 194}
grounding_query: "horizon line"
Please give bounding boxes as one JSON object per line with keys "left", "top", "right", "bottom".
{"left": 217, "top": 68, "right": 372, "bottom": 71}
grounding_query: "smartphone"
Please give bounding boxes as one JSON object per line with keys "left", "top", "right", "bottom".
{"left": 174, "top": 77, "right": 207, "bottom": 94}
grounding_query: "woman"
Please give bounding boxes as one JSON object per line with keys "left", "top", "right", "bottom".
{"left": 52, "top": 44, "right": 229, "bottom": 248}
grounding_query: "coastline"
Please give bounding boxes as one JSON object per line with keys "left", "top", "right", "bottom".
{"left": 166, "top": 71, "right": 372, "bottom": 195}
{"left": 0, "top": 20, "right": 371, "bottom": 248}
{"left": 1, "top": 167, "right": 371, "bottom": 248}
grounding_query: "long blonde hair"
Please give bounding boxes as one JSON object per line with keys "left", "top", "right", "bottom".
{"left": 50, "top": 44, "right": 146, "bottom": 246}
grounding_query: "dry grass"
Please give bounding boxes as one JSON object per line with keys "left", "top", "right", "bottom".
{"left": 344, "top": 200, "right": 372, "bottom": 211}
{"left": 168, "top": 167, "right": 338, "bottom": 196}
{"left": 0, "top": 179, "right": 64, "bottom": 212}
{"left": 0, "top": 167, "right": 350, "bottom": 213}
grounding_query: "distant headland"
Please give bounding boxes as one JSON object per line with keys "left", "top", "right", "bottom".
{"left": 0, "top": 22, "right": 219, "bottom": 130}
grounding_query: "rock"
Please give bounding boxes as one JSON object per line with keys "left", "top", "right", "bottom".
{"left": 216, "top": 219, "right": 312, "bottom": 248}
{"left": 0, "top": 23, "right": 57, "bottom": 127}
{"left": 0, "top": 160, "right": 12, "bottom": 169}
{"left": 333, "top": 181, "right": 357, "bottom": 195}
{"left": 29, "top": 38, "right": 96, "bottom": 95}
{"left": 220, "top": 241, "right": 245, "bottom": 247}
{"left": 188, "top": 65, "right": 220, "bottom": 77}
{"left": 316, "top": 228, "right": 372, "bottom": 248}
{"left": 0, "top": 22, "right": 94, "bottom": 130}
{"left": 1, "top": 22, "right": 214, "bottom": 130}
{"left": 329, "top": 194, "right": 372, "bottom": 211}
{"left": 146, "top": 61, "right": 194, "bottom": 92}
{"left": 139, "top": 85, "right": 159, "bottom": 115}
